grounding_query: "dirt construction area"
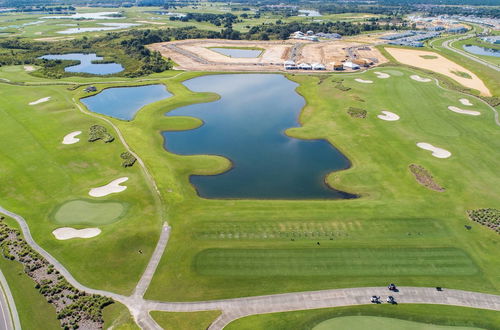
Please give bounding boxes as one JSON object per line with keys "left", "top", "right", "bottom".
{"left": 385, "top": 47, "right": 491, "bottom": 96}
{"left": 148, "top": 39, "right": 387, "bottom": 72}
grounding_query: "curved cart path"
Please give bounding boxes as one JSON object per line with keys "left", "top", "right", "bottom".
{"left": 2, "top": 206, "right": 500, "bottom": 330}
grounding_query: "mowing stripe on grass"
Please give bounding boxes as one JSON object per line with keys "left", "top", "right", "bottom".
{"left": 195, "top": 248, "right": 478, "bottom": 277}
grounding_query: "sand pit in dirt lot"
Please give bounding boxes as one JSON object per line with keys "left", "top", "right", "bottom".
{"left": 53, "top": 227, "right": 101, "bottom": 240}
{"left": 355, "top": 78, "right": 373, "bottom": 84}
{"left": 410, "top": 75, "right": 432, "bottom": 83}
{"left": 377, "top": 111, "right": 400, "bottom": 121}
{"left": 29, "top": 97, "right": 51, "bottom": 105}
{"left": 374, "top": 72, "right": 390, "bottom": 79}
{"left": 448, "top": 106, "right": 481, "bottom": 116}
{"left": 386, "top": 48, "right": 491, "bottom": 96}
{"left": 460, "top": 98, "right": 473, "bottom": 106}
{"left": 89, "top": 177, "right": 128, "bottom": 197}
{"left": 417, "top": 142, "right": 451, "bottom": 159}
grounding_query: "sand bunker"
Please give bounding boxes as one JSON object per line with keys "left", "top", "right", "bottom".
{"left": 448, "top": 106, "right": 481, "bottom": 116}
{"left": 24, "top": 65, "right": 35, "bottom": 72}
{"left": 459, "top": 98, "right": 473, "bottom": 106}
{"left": 374, "top": 72, "right": 390, "bottom": 79}
{"left": 385, "top": 48, "right": 491, "bottom": 96}
{"left": 62, "top": 131, "right": 82, "bottom": 145}
{"left": 417, "top": 142, "right": 451, "bottom": 159}
{"left": 53, "top": 227, "right": 101, "bottom": 240}
{"left": 377, "top": 111, "right": 400, "bottom": 121}
{"left": 89, "top": 177, "right": 128, "bottom": 197}
{"left": 29, "top": 97, "right": 51, "bottom": 105}
{"left": 355, "top": 78, "right": 373, "bottom": 84}
{"left": 410, "top": 75, "right": 431, "bottom": 83}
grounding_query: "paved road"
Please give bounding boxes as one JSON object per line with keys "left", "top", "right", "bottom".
{"left": 442, "top": 35, "right": 499, "bottom": 72}
{"left": 144, "top": 286, "right": 500, "bottom": 330}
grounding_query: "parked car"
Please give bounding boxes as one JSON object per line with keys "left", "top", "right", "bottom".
{"left": 387, "top": 296, "right": 397, "bottom": 304}
{"left": 370, "top": 296, "right": 380, "bottom": 303}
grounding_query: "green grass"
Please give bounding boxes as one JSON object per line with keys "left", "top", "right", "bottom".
{"left": 53, "top": 199, "right": 127, "bottom": 225}
{"left": 312, "top": 316, "right": 480, "bottom": 330}
{"left": 420, "top": 55, "right": 439, "bottom": 60}
{"left": 0, "top": 80, "right": 162, "bottom": 295}
{"left": 150, "top": 311, "right": 221, "bottom": 330}
{"left": 224, "top": 305, "right": 500, "bottom": 330}
{"left": 102, "top": 302, "right": 139, "bottom": 330}
{"left": 0, "top": 217, "right": 60, "bottom": 329}
{"left": 194, "top": 247, "right": 478, "bottom": 277}
{"left": 450, "top": 70, "right": 472, "bottom": 79}
{"left": 1, "top": 63, "right": 499, "bottom": 326}
{"left": 134, "top": 68, "right": 499, "bottom": 301}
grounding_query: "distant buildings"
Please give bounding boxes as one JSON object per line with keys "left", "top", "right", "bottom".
{"left": 382, "top": 30, "right": 441, "bottom": 47}
{"left": 481, "top": 36, "right": 500, "bottom": 44}
{"left": 289, "top": 30, "right": 341, "bottom": 42}
{"left": 447, "top": 26, "right": 468, "bottom": 33}
{"left": 343, "top": 61, "right": 360, "bottom": 70}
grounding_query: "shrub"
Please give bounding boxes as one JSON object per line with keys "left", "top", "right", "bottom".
{"left": 467, "top": 208, "right": 499, "bottom": 233}
{"left": 347, "top": 107, "right": 367, "bottom": 118}
{"left": 120, "top": 152, "right": 137, "bottom": 167}
{"left": 88, "top": 125, "right": 114, "bottom": 143}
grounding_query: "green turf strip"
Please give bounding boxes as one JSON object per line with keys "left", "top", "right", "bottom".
{"left": 195, "top": 248, "right": 478, "bottom": 277}
{"left": 53, "top": 199, "right": 126, "bottom": 225}
{"left": 313, "top": 316, "right": 480, "bottom": 330}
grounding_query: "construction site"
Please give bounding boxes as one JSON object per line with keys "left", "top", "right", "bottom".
{"left": 148, "top": 37, "right": 388, "bottom": 72}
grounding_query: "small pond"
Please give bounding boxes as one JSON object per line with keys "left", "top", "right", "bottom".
{"left": 42, "top": 12, "right": 121, "bottom": 20}
{"left": 81, "top": 84, "right": 172, "bottom": 120}
{"left": 463, "top": 44, "right": 500, "bottom": 57}
{"left": 163, "top": 74, "right": 355, "bottom": 199}
{"left": 210, "top": 47, "right": 262, "bottom": 58}
{"left": 39, "top": 53, "right": 124, "bottom": 75}
{"left": 57, "top": 23, "right": 139, "bottom": 34}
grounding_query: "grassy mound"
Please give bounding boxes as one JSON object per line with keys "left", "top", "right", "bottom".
{"left": 53, "top": 200, "right": 126, "bottom": 226}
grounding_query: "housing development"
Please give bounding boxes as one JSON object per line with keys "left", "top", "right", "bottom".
{"left": 0, "top": 0, "right": 498, "bottom": 329}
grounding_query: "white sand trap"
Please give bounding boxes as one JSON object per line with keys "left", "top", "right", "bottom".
{"left": 459, "top": 98, "right": 473, "bottom": 106}
{"left": 377, "top": 111, "right": 400, "bottom": 121}
{"left": 24, "top": 65, "right": 35, "bottom": 72}
{"left": 29, "top": 97, "right": 51, "bottom": 105}
{"left": 355, "top": 78, "right": 373, "bottom": 84}
{"left": 53, "top": 227, "right": 101, "bottom": 240}
{"left": 417, "top": 142, "right": 451, "bottom": 159}
{"left": 374, "top": 72, "right": 390, "bottom": 79}
{"left": 410, "top": 75, "right": 431, "bottom": 83}
{"left": 62, "top": 131, "right": 82, "bottom": 145}
{"left": 447, "top": 106, "right": 480, "bottom": 116}
{"left": 89, "top": 177, "right": 128, "bottom": 197}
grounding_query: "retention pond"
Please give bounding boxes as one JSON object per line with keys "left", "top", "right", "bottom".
{"left": 163, "top": 74, "right": 355, "bottom": 199}
{"left": 40, "top": 53, "right": 124, "bottom": 75}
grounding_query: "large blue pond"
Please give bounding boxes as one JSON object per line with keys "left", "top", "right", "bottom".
{"left": 463, "top": 45, "right": 500, "bottom": 58}
{"left": 81, "top": 84, "right": 172, "bottom": 120}
{"left": 40, "top": 53, "right": 124, "bottom": 75}
{"left": 163, "top": 74, "right": 355, "bottom": 199}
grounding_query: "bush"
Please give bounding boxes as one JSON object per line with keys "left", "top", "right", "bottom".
{"left": 347, "top": 107, "right": 367, "bottom": 118}
{"left": 88, "top": 125, "right": 114, "bottom": 143}
{"left": 120, "top": 152, "right": 137, "bottom": 167}
{"left": 467, "top": 208, "right": 499, "bottom": 233}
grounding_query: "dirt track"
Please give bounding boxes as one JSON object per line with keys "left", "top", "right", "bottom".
{"left": 148, "top": 39, "right": 387, "bottom": 72}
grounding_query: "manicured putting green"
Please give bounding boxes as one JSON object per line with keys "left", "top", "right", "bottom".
{"left": 195, "top": 248, "right": 478, "bottom": 276}
{"left": 53, "top": 199, "right": 126, "bottom": 225}
{"left": 313, "top": 316, "right": 480, "bottom": 330}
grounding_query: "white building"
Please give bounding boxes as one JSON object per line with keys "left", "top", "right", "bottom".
{"left": 311, "top": 63, "right": 326, "bottom": 70}
{"left": 284, "top": 60, "right": 297, "bottom": 70}
{"left": 343, "top": 61, "right": 360, "bottom": 70}
{"left": 298, "top": 63, "right": 312, "bottom": 70}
